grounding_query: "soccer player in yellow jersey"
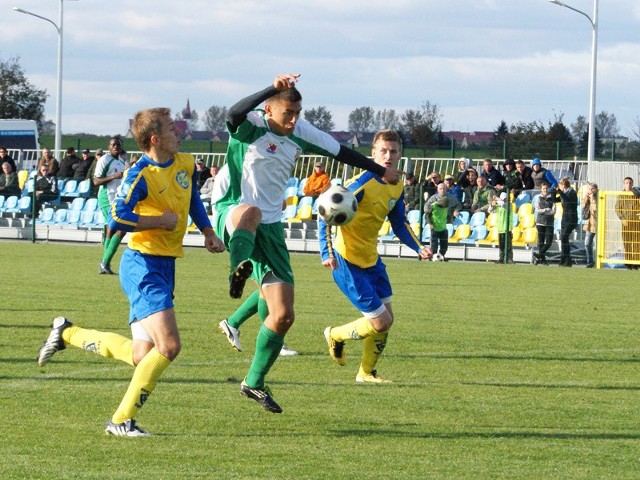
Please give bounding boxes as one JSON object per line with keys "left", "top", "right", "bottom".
{"left": 320, "top": 130, "right": 432, "bottom": 383}
{"left": 36, "top": 108, "right": 225, "bottom": 436}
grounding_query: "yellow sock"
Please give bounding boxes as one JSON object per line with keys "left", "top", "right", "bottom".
{"left": 62, "top": 326, "right": 134, "bottom": 366}
{"left": 330, "top": 317, "right": 376, "bottom": 342}
{"left": 111, "top": 348, "right": 171, "bottom": 424}
{"left": 360, "top": 330, "right": 389, "bottom": 375}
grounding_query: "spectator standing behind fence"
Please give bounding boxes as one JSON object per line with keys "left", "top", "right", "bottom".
{"left": 471, "top": 175, "right": 497, "bottom": 213}
{"left": 555, "top": 177, "right": 578, "bottom": 267}
{"left": 403, "top": 172, "right": 420, "bottom": 211}
{"left": 532, "top": 182, "right": 555, "bottom": 266}
{"left": 615, "top": 177, "right": 640, "bottom": 270}
{"left": 303, "top": 161, "right": 330, "bottom": 198}
{"left": 0, "top": 161, "right": 21, "bottom": 198}
{"left": 461, "top": 169, "right": 478, "bottom": 212}
{"left": 34, "top": 163, "right": 58, "bottom": 213}
{"left": 58, "top": 147, "right": 81, "bottom": 179}
{"left": 515, "top": 160, "right": 534, "bottom": 191}
{"left": 38, "top": 147, "right": 59, "bottom": 177}
{"left": 531, "top": 158, "right": 558, "bottom": 190}
{"left": 425, "top": 183, "right": 450, "bottom": 260}
{"left": 0, "top": 146, "right": 17, "bottom": 172}
{"left": 582, "top": 182, "right": 598, "bottom": 268}
{"left": 480, "top": 158, "right": 504, "bottom": 189}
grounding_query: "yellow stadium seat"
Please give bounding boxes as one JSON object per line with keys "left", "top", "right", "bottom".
{"left": 517, "top": 202, "right": 533, "bottom": 218}
{"left": 378, "top": 220, "right": 391, "bottom": 237}
{"left": 478, "top": 226, "right": 499, "bottom": 245}
{"left": 289, "top": 204, "right": 313, "bottom": 223}
{"left": 522, "top": 227, "right": 538, "bottom": 245}
{"left": 555, "top": 202, "right": 563, "bottom": 219}
{"left": 410, "top": 222, "right": 421, "bottom": 237}
{"left": 486, "top": 213, "right": 497, "bottom": 228}
{"left": 520, "top": 213, "right": 536, "bottom": 229}
{"left": 285, "top": 196, "right": 299, "bottom": 207}
{"left": 450, "top": 224, "right": 471, "bottom": 243}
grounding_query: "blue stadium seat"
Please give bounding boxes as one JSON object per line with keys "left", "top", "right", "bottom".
{"left": 83, "top": 197, "right": 98, "bottom": 213}
{"left": 297, "top": 178, "right": 308, "bottom": 197}
{"left": 53, "top": 208, "right": 68, "bottom": 225}
{"left": 469, "top": 211, "right": 486, "bottom": 228}
{"left": 406, "top": 209, "right": 422, "bottom": 225}
{"left": 453, "top": 210, "right": 470, "bottom": 227}
{"left": 2, "top": 195, "right": 18, "bottom": 212}
{"left": 36, "top": 207, "right": 56, "bottom": 225}
{"left": 330, "top": 178, "right": 343, "bottom": 187}
{"left": 73, "top": 179, "right": 92, "bottom": 198}
{"left": 460, "top": 225, "right": 488, "bottom": 244}
{"left": 79, "top": 210, "right": 96, "bottom": 227}
{"left": 285, "top": 177, "right": 299, "bottom": 189}
{"left": 281, "top": 204, "right": 298, "bottom": 221}
{"left": 64, "top": 209, "right": 82, "bottom": 226}
{"left": 298, "top": 196, "right": 314, "bottom": 208}
{"left": 6, "top": 196, "right": 31, "bottom": 214}
{"left": 69, "top": 197, "right": 85, "bottom": 211}
{"left": 60, "top": 179, "right": 78, "bottom": 197}
{"left": 283, "top": 186, "right": 298, "bottom": 200}
{"left": 0, "top": 196, "right": 5, "bottom": 211}
{"left": 515, "top": 192, "right": 531, "bottom": 210}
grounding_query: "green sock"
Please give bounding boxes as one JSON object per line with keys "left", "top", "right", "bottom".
{"left": 229, "top": 229, "right": 255, "bottom": 272}
{"left": 102, "top": 233, "right": 123, "bottom": 265}
{"left": 227, "top": 290, "right": 260, "bottom": 329}
{"left": 245, "top": 324, "right": 284, "bottom": 389}
{"left": 257, "top": 296, "right": 268, "bottom": 323}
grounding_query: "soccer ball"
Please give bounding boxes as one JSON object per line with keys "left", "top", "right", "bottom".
{"left": 316, "top": 185, "right": 358, "bottom": 226}
{"left": 432, "top": 253, "right": 445, "bottom": 262}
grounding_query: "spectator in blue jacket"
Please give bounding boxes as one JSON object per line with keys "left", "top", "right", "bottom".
{"left": 530, "top": 158, "right": 558, "bottom": 189}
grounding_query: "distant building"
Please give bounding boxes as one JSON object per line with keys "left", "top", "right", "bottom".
{"left": 442, "top": 131, "right": 495, "bottom": 148}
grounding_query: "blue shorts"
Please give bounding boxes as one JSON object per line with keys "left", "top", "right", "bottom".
{"left": 120, "top": 248, "right": 175, "bottom": 324}
{"left": 331, "top": 252, "right": 392, "bottom": 317}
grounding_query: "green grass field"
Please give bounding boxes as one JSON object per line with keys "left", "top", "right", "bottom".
{"left": 2, "top": 241, "right": 640, "bottom": 479}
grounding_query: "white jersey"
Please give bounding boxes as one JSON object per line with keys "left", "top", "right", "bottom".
{"left": 210, "top": 163, "right": 230, "bottom": 204}
{"left": 217, "top": 110, "right": 340, "bottom": 224}
{"left": 94, "top": 154, "right": 127, "bottom": 203}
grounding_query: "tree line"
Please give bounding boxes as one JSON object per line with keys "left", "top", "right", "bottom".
{"left": 2, "top": 55, "right": 639, "bottom": 159}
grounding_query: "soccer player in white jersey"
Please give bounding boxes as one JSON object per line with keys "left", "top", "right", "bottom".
{"left": 93, "top": 137, "right": 126, "bottom": 274}
{"left": 215, "top": 73, "right": 399, "bottom": 413}
{"left": 320, "top": 130, "right": 432, "bottom": 383}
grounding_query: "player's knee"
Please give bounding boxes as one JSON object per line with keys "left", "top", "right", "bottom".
{"left": 157, "top": 339, "right": 181, "bottom": 361}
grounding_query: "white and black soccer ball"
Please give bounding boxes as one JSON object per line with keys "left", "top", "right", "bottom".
{"left": 432, "top": 253, "right": 445, "bottom": 262}
{"left": 317, "top": 185, "right": 358, "bottom": 226}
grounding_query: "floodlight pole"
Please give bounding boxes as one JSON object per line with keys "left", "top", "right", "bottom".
{"left": 547, "top": 0, "right": 598, "bottom": 164}
{"left": 13, "top": 1, "right": 73, "bottom": 159}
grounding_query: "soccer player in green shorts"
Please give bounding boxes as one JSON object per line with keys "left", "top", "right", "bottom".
{"left": 93, "top": 136, "right": 126, "bottom": 274}
{"left": 215, "top": 73, "right": 400, "bottom": 413}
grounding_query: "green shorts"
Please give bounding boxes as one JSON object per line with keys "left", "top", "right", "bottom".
{"left": 98, "top": 189, "right": 111, "bottom": 219}
{"left": 217, "top": 206, "right": 294, "bottom": 287}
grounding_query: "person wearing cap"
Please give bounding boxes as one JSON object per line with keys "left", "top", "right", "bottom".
{"left": 403, "top": 172, "right": 420, "bottom": 210}
{"left": 491, "top": 191, "right": 514, "bottom": 263}
{"left": 73, "top": 149, "right": 95, "bottom": 180}
{"left": 530, "top": 157, "right": 558, "bottom": 189}
{"left": 444, "top": 174, "right": 462, "bottom": 201}
{"left": 58, "top": 147, "right": 81, "bottom": 179}
{"left": 194, "top": 158, "right": 210, "bottom": 189}
{"left": 303, "top": 161, "right": 330, "bottom": 198}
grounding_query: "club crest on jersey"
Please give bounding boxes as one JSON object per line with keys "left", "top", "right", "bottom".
{"left": 267, "top": 143, "right": 277, "bottom": 154}
{"left": 388, "top": 198, "right": 397, "bottom": 210}
{"left": 175, "top": 170, "right": 189, "bottom": 189}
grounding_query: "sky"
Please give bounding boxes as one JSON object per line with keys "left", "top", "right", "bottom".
{"left": 2, "top": 0, "right": 640, "bottom": 139}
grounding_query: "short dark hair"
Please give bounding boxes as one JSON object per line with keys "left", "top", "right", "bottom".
{"left": 267, "top": 86, "right": 302, "bottom": 105}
